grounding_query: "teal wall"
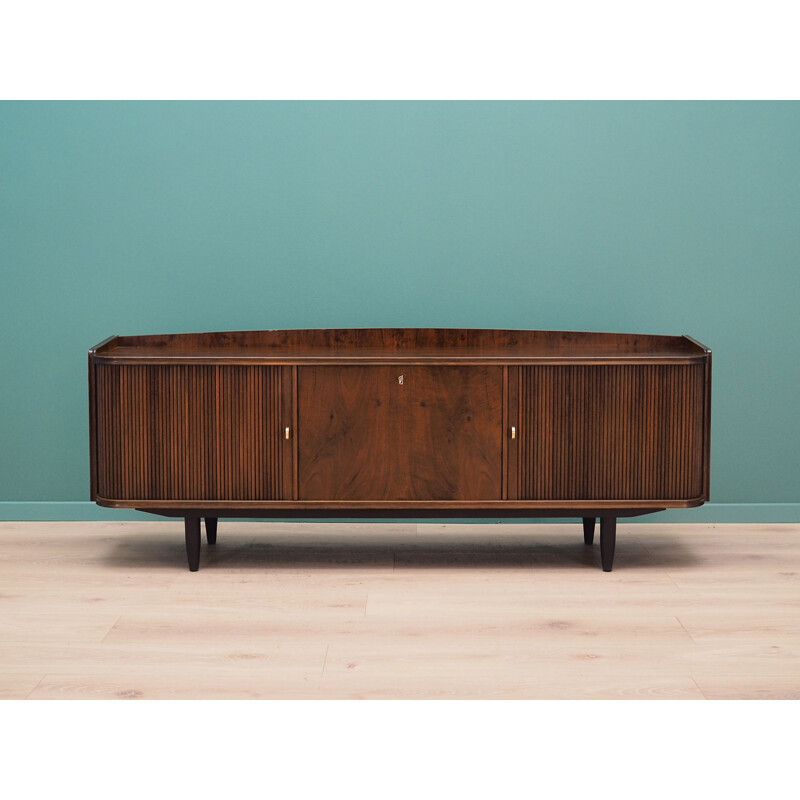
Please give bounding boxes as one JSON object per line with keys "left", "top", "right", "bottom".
{"left": 2, "top": 101, "right": 799, "bottom": 521}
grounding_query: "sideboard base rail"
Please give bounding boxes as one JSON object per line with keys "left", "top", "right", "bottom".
{"left": 139, "top": 507, "right": 665, "bottom": 519}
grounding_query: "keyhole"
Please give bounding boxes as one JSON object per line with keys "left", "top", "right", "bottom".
{"left": 397, "top": 375, "right": 404, "bottom": 385}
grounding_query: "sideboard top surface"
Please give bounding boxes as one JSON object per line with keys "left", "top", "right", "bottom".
{"left": 90, "top": 328, "right": 710, "bottom": 365}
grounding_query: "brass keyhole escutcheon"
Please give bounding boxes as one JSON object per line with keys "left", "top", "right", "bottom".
{"left": 397, "top": 375, "right": 404, "bottom": 385}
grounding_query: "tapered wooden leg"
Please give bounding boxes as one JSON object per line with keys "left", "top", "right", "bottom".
{"left": 205, "top": 517, "right": 218, "bottom": 545}
{"left": 185, "top": 516, "right": 201, "bottom": 572}
{"left": 582, "top": 517, "right": 595, "bottom": 545}
{"left": 600, "top": 516, "right": 617, "bottom": 572}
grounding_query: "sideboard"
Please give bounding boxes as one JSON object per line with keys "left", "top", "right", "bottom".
{"left": 88, "top": 328, "right": 711, "bottom": 572}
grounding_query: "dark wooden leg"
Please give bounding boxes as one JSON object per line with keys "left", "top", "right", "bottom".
{"left": 205, "top": 517, "right": 218, "bottom": 545}
{"left": 600, "top": 516, "right": 617, "bottom": 572}
{"left": 582, "top": 517, "right": 595, "bottom": 545}
{"left": 185, "top": 516, "right": 201, "bottom": 572}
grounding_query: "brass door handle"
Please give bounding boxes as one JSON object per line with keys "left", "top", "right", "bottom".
{"left": 285, "top": 427, "right": 290, "bottom": 440}
{"left": 511, "top": 426, "right": 516, "bottom": 439}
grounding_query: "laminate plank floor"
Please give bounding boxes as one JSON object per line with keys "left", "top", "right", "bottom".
{"left": 1, "top": 521, "right": 798, "bottom": 699}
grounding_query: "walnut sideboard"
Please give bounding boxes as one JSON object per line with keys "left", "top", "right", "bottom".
{"left": 88, "top": 328, "right": 711, "bottom": 572}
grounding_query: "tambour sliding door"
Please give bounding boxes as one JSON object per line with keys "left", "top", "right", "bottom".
{"left": 94, "top": 364, "right": 293, "bottom": 501}
{"left": 508, "top": 364, "right": 706, "bottom": 502}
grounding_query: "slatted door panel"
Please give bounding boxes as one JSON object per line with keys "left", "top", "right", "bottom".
{"left": 515, "top": 364, "right": 706, "bottom": 501}
{"left": 95, "top": 364, "right": 290, "bottom": 501}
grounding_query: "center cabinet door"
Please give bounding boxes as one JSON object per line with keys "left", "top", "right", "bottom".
{"left": 297, "top": 366, "right": 504, "bottom": 501}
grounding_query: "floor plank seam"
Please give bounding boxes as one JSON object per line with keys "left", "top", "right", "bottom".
{"left": 99, "top": 615, "right": 123, "bottom": 644}
{"left": 691, "top": 676, "right": 708, "bottom": 699}
{"left": 675, "top": 616, "right": 696, "bottom": 643}
{"left": 25, "top": 674, "right": 46, "bottom": 700}
{"left": 321, "top": 644, "right": 329, "bottom": 678}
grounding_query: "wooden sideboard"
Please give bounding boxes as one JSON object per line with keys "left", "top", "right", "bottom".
{"left": 88, "top": 328, "right": 711, "bottom": 572}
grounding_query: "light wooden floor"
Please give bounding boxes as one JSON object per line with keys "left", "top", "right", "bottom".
{"left": 1, "top": 521, "right": 798, "bottom": 699}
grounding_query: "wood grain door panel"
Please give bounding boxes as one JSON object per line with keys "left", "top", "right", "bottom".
{"left": 297, "top": 366, "right": 503, "bottom": 500}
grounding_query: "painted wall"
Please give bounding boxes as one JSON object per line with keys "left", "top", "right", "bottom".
{"left": 1, "top": 101, "right": 798, "bottom": 520}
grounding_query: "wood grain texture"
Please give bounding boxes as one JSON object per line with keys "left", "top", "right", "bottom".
{"left": 3, "top": 521, "right": 798, "bottom": 699}
{"left": 516, "top": 364, "right": 706, "bottom": 501}
{"left": 297, "top": 366, "right": 503, "bottom": 500}
{"left": 91, "top": 328, "right": 708, "bottom": 365}
{"left": 95, "top": 364, "right": 289, "bottom": 501}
